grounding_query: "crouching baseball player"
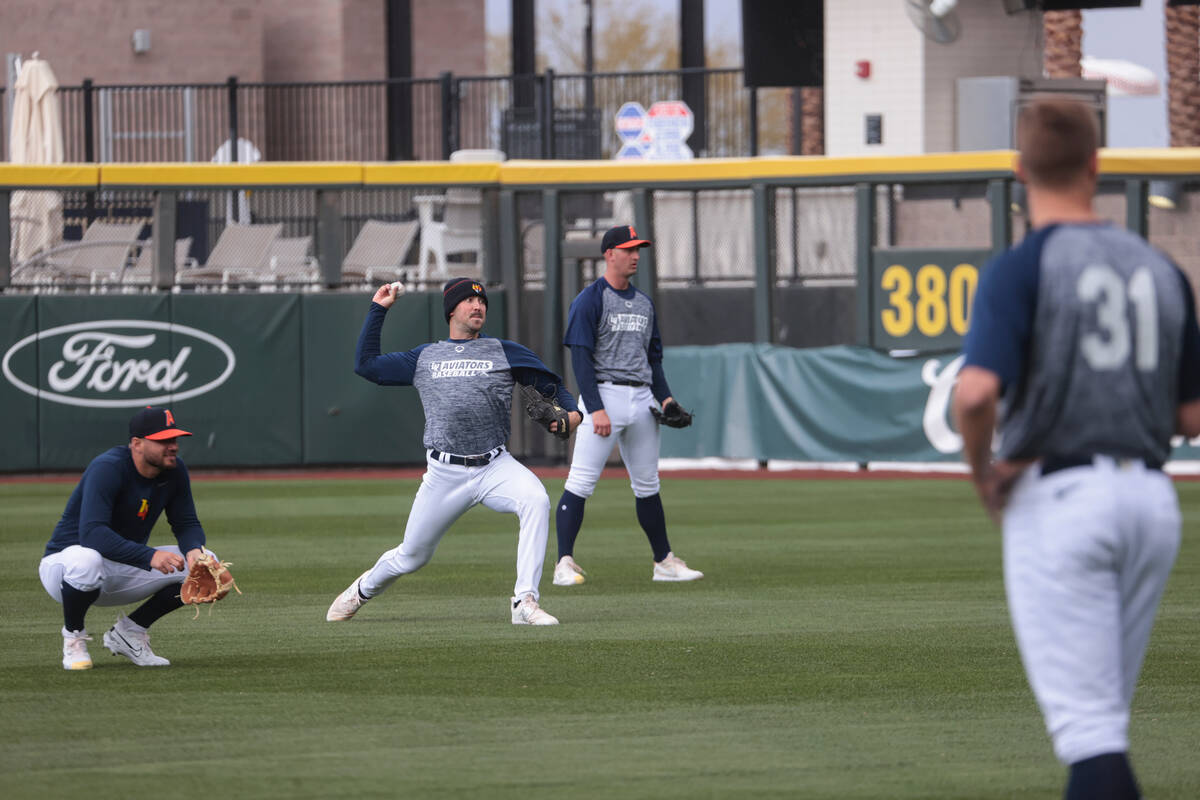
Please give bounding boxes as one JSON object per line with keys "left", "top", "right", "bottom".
{"left": 327, "top": 278, "right": 582, "bottom": 626}
{"left": 39, "top": 407, "right": 222, "bottom": 669}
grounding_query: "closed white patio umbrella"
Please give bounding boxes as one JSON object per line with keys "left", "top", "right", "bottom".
{"left": 9, "top": 53, "right": 65, "bottom": 264}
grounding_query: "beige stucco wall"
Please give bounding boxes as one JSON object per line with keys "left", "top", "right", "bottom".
{"left": 824, "top": 1, "right": 1043, "bottom": 156}
{"left": 922, "top": 4, "right": 1042, "bottom": 153}
{"left": 824, "top": 0, "right": 925, "bottom": 156}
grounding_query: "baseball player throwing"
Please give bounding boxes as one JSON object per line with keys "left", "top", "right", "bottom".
{"left": 552, "top": 225, "right": 703, "bottom": 586}
{"left": 39, "top": 407, "right": 220, "bottom": 669}
{"left": 954, "top": 99, "right": 1200, "bottom": 800}
{"left": 327, "top": 278, "right": 582, "bottom": 625}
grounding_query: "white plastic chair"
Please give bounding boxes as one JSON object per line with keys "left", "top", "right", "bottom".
{"left": 414, "top": 149, "right": 504, "bottom": 281}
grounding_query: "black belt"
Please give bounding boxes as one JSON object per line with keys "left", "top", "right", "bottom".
{"left": 1041, "top": 453, "right": 1162, "bottom": 477}
{"left": 602, "top": 380, "right": 645, "bottom": 387}
{"left": 427, "top": 446, "right": 503, "bottom": 467}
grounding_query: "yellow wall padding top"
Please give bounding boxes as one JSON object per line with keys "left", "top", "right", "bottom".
{"left": 3, "top": 149, "right": 1200, "bottom": 191}
{"left": 0, "top": 164, "right": 100, "bottom": 187}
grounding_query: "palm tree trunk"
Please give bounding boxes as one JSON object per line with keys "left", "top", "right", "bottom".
{"left": 800, "top": 88, "right": 823, "bottom": 155}
{"left": 1043, "top": 10, "right": 1083, "bottom": 79}
{"left": 786, "top": 87, "right": 824, "bottom": 156}
{"left": 1165, "top": 4, "right": 1200, "bottom": 147}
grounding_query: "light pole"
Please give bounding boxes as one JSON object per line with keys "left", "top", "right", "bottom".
{"left": 584, "top": 0, "right": 595, "bottom": 110}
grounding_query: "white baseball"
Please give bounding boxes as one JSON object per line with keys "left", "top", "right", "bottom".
{"left": 389, "top": 281, "right": 407, "bottom": 296}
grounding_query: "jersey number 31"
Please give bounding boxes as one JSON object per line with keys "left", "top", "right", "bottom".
{"left": 1078, "top": 264, "right": 1158, "bottom": 372}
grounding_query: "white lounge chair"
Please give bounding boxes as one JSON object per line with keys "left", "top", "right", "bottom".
{"left": 121, "top": 237, "right": 195, "bottom": 286}
{"left": 13, "top": 220, "right": 146, "bottom": 288}
{"left": 268, "top": 235, "right": 320, "bottom": 287}
{"left": 175, "top": 223, "right": 282, "bottom": 290}
{"left": 340, "top": 219, "right": 420, "bottom": 285}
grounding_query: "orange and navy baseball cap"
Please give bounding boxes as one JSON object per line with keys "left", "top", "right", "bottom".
{"left": 601, "top": 225, "right": 652, "bottom": 253}
{"left": 129, "top": 406, "right": 192, "bottom": 440}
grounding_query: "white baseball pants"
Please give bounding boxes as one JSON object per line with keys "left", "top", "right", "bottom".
{"left": 361, "top": 450, "right": 550, "bottom": 601}
{"left": 1002, "top": 456, "right": 1180, "bottom": 765}
{"left": 564, "top": 383, "right": 661, "bottom": 499}
{"left": 39, "top": 544, "right": 212, "bottom": 607}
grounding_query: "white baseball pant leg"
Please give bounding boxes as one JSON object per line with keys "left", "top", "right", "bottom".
{"left": 39, "top": 544, "right": 215, "bottom": 607}
{"left": 1002, "top": 458, "right": 1180, "bottom": 765}
{"left": 362, "top": 451, "right": 550, "bottom": 601}
{"left": 564, "top": 383, "right": 662, "bottom": 499}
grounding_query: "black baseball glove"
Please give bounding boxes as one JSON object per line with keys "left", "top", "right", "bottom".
{"left": 521, "top": 384, "right": 571, "bottom": 440}
{"left": 650, "top": 399, "right": 693, "bottom": 429}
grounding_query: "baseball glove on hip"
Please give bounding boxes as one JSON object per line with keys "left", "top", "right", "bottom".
{"left": 521, "top": 384, "right": 571, "bottom": 440}
{"left": 180, "top": 553, "right": 241, "bottom": 612}
{"left": 650, "top": 399, "right": 693, "bottom": 429}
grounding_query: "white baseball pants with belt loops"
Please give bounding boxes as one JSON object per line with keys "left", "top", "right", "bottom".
{"left": 1002, "top": 455, "right": 1180, "bottom": 765}
{"left": 564, "top": 382, "right": 661, "bottom": 499}
{"left": 361, "top": 449, "right": 550, "bottom": 601}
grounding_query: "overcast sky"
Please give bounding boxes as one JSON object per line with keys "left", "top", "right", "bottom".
{"left": 1084, "top": 0, "right": 1167, "bottom": 147}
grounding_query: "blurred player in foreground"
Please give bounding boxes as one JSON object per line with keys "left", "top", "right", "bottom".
{"left": 40, "top": 407, "right": 217, "bottom": 669}
{"left": 552, "top": 225, "right": 703, "bottom": 586}
{"left": 327, "top": 278, "right": 581, "bottom": 626}
{"left": 954, "top": 98, "right": 1200, "bottom": 799}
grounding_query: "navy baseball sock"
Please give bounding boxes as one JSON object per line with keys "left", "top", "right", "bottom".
{"left": 1065, "top": 752, "right": 1140, "bottom": 800}
{"left": 635, "top": 493, "right": 672, "bottom": 562}
{"left": 60, "top": 582, "right": 100, "bottom": 632}
{"left": 556, "top": 490, "right": 587, "bottom": 559}
{"left": 128, "top": 584, "right": 185, "bottom": 629}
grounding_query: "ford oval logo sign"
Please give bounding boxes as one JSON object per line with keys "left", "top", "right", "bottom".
{"left": 1, "top": 320, "right": 236, "bottom": 408}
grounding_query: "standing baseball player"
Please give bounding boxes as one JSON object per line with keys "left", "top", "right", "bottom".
{"left": 327, "top": 277, "right": 582, "bottom": 625}
{"left": 954, "top": 98, "right": 1200, "bottom": 800}
{"left": 40, "top": 407, "right": 219, "bottom": 669}
{"left": 552, "top": 225, "right": 703, "bottom": 586}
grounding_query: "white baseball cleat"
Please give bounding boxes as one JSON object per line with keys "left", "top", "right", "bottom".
{"left": 61, "top": 627, "right": 93, "bottom": 670}
{"left": 511, "top": 594, "right": 559, "bottom": 625}
{"left": 552, "top": 555, "right": 587, "bottom": 586}
{"left": 326, "top": 570, "right": 371, "bottom": 621}
{"left": 102, "top": 615, "right": 170, "bottom": 666}
{"left": 652, "top": 552, "right": 704, "bottom": 582}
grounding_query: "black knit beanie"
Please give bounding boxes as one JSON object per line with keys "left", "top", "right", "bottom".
{"left": 442, "top": 277, "right": 488, "bottom": 321}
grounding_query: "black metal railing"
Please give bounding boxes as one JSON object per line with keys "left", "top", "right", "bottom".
{"left": 27, "top": 68, "right": 757, "bottom": 164}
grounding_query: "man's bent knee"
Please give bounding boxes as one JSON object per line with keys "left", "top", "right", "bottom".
{"left": 61, "top": 546, "right": 105, "bottom": 591}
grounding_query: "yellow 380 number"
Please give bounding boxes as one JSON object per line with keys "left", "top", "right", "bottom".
{"left": 880, "top": 263, "right": 978, "bottom": 339}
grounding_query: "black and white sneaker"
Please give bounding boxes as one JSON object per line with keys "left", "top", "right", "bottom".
{"left": 102, "top": 614, "right": 170, "bottom": 667}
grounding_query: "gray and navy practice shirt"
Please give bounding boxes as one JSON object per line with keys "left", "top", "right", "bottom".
{"left": 963, "top": 222, "right": 1200, "bottom": 466}
{"left": 563, "top": 277, "right": 671, "bottom": 413}
{"left": 44, "top": 446, "right": 205, "bottom": 570}
{"left": 355, "top": 302, "right": 577, "bottom": 456}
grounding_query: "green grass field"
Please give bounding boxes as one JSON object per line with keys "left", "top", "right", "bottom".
{"left": 2, "top": 474, "right": 1198, "bottom": 799}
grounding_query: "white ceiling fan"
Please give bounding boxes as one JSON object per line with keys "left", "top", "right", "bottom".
{"left": 904, "top": 0, "right": 962, "bottom": 45}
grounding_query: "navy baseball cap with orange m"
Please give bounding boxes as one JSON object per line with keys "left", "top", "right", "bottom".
{"left": 129, "top": 406, "right": 192, "bottom": 440}
{"left": 601, "top": 225, "right": 651, "bottom": 253}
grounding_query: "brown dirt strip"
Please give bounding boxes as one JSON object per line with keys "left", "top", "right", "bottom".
{"left": 4, "top": 466, "right": 1194, "bottom": 484}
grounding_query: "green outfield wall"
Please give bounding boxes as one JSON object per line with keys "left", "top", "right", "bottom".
{"left": 5, "top": 298, "right": 1196, "bottom": 472}
{"left": 0, "top": 291, "right": 507, "bottom": 471}
{"left": 657, "top": 343, "right": 1200, "bottom": 464}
